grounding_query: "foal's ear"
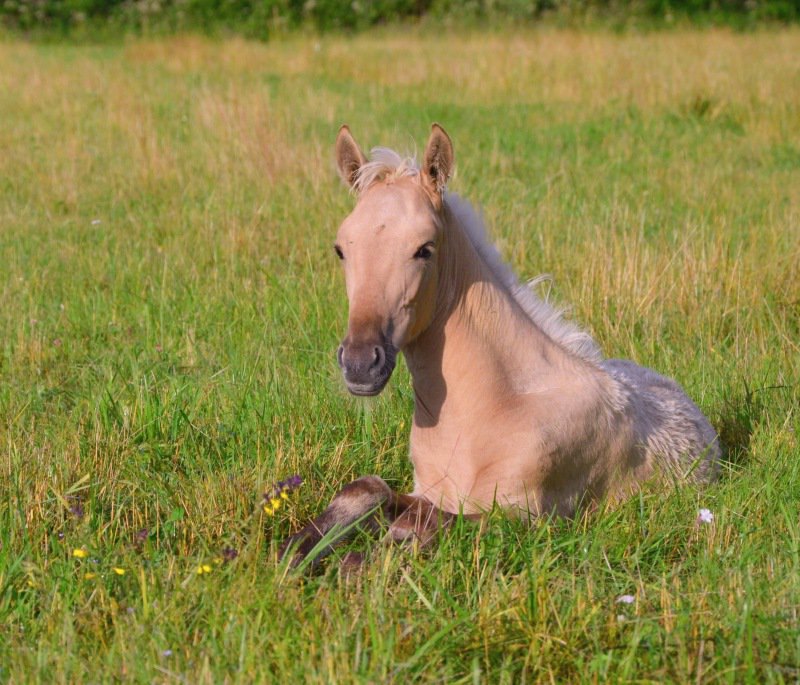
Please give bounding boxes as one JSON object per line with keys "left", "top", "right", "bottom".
{"left": 421, "top": 123, "right": 454, "bottom": 201}
{"left": 335, "top": 125, "right": 368, "bottom": 190}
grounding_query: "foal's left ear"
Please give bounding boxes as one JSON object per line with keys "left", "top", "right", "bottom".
{"left": 421, "top": 123, "right": 454, "bottom": 203}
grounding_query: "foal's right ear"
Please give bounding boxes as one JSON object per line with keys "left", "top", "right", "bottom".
{"left": 335, "top": 125, "right": 368, "bottom": 190}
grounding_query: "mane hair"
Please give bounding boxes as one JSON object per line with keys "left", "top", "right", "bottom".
{"left": 445, "top": 194, "right": 603, "bottom": 365}
{"left": 354, "top": 147, "right": 603, "bottom": 365}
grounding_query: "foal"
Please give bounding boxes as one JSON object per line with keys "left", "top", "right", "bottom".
{"left": 282, "top": 124, "right": 720, "bottom": 566}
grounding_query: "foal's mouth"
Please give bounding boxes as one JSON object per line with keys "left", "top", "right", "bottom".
{"left": 344, "top": 372, "right": 394, "bottom": 397}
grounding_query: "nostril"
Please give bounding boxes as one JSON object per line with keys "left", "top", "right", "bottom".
{"left": 371, "top": 345, "right": 386, "bottom": 372}
{"left": 337, "top": 345, "right": 345, "bottom": 369}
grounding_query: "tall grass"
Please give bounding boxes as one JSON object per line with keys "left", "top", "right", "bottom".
{"left": 0, "top": 29, "right": 798, "bottom": 682}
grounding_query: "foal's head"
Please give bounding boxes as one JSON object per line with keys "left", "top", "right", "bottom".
{"left": 333, "top": 124, "right": 454, "bottom": 396}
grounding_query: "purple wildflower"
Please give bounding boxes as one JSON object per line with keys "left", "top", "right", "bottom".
{"left": 133, "top": 528, "right": 149, "bottom": 549}
{"left": 222, "top": 546, "right": 239, "bottom": 562}
{"left": 263, "top": 474, "right": 303, "bottom": 502}
{"left": 261, "top": 475, "right": 303, "bottom": 515}
{"left": 69, "top": 503, "right": 84, "bottom": 520}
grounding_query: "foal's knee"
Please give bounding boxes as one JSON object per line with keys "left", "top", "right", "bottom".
{"left": 330, "top": 475, "right": 393, "bottom": 517}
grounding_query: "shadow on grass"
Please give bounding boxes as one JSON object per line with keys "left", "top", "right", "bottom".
{"left": 716, "top": 380, "right": 793, "bottom": 468}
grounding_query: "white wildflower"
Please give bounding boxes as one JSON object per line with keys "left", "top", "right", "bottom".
{"left": 697, "top": 508, "right": 714, "bottom": 524}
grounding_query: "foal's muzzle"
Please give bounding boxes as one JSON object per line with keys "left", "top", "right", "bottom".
{"left": 337, "top": 339, "right": 397, "bottom": 396}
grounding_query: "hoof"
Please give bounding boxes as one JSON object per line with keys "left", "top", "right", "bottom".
{"left": 339, "top": 551, "right": 366, "bottom": 577}
{"left": 278, "top": 530, "right": 315, "bottom": 569}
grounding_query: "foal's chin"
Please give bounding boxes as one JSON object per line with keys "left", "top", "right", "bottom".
{"left": 344, "top": 369, "right": 395, "bottom": 397}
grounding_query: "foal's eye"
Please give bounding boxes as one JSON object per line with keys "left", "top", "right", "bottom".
{"left": 413, "top": 242, "right": 434, "bottom": 260}
{"left": 334, "top": 245, "right": 344, "bottom": 260}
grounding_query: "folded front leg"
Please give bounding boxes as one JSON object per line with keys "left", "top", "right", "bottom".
{"left": 279, "top": 475, "right": 413, "bottom": 568}
{"left": 386, "top": 497, "right": 456, "bottom": 548}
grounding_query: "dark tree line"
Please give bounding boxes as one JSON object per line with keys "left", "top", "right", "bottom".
{"left": 3, "top": 0, "right": 798, "bottom": 36}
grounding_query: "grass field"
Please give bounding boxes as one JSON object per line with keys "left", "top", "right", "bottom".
{"left": 1, "top": 28, "right": 799, "bottom": 682}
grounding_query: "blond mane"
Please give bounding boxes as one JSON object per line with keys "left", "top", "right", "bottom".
{"left": 354, "top": 148, "right": 603, "bottom": 365}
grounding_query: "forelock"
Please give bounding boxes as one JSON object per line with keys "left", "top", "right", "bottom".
{"left": 353, "top": 147, "right": 420, "bottom": 195}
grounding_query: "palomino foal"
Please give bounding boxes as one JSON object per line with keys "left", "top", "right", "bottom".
{"left": 282, "top": 124, "right": 720, "bottom": 566}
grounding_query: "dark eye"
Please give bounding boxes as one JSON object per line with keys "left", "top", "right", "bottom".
{"left": 334, "top": 245, "right": 344, "bottom": 260}
{"left": 413, "top": 242, "right": 434, "bottom": 260}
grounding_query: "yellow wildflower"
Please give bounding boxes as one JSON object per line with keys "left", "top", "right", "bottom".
{"left": 73, "top": 548, "right": 88, "bottom": 559}
{"left": 261, "top": 476, "right": 302, "bottom": 517}
{"left": 196, "top": 564, "right": 212, "bottom": 575}
{"left": 112, "top": 567, "right": 126, "bottom": 575}
{"left": 84, "top": 572, "right": 97, "bottom": 580}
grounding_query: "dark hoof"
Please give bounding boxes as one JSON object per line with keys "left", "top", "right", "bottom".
{"left": 339, "top": 551, "right": 366, "bottom": 577}
{"left": 279, "top": 530, "right": 317, "bottom": 569}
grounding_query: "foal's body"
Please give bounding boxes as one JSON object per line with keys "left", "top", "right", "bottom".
{"left": 283, "top": 126, "right": 719, "bottom": 565}
{"left": 407, "top": 193, "right": 718, "bottom": 517}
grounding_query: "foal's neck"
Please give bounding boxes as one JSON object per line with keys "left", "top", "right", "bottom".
{"left": 403, "top": 201, "right": 588, "bottom": 427}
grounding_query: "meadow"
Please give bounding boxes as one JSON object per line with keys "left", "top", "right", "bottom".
{"left": 1, "top": 28, "right": 799, "bottom": 682}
